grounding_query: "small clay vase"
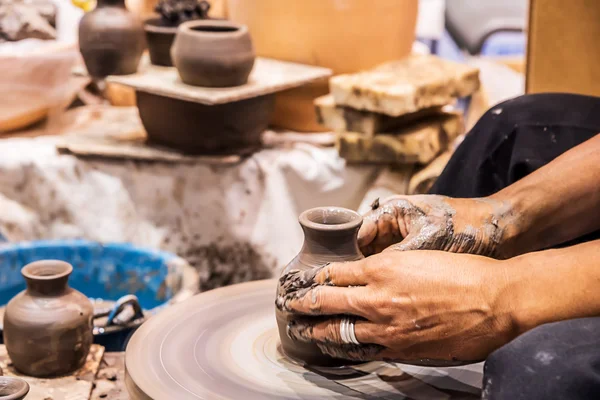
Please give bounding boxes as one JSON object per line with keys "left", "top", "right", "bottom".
{"left": 144, "top": 18, "right": 177, "bottom": 67}
{"left": 171, "top": 19, "right": 255, "bottom": 87}
{"left": 0, "top": 377, "right": 29, "bottom": 400}
{"left": 78, "top": 0, "right": 146, "bottom": 78}
{"left": 3, "top": 261, "right": 94, "bottom": 377}
{"left": 276, "top": 207, "right": 364, "bottom": 366}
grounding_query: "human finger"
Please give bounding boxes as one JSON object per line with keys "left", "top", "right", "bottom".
{"left": 281, "top": 286, "right": 373, "bottom": 319}
{"left": 287, "top": 317, "right": 384, "bottom": 346}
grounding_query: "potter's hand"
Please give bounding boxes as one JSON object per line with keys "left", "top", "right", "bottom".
{"left": 358, "top": 195, "right": 518, "bottom": 258}
{"left": 277, "top": 251, "right": 518, "bottom": 363}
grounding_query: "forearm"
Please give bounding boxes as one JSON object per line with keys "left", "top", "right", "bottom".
{"left": 492, "top": 134, "right": 600, "bottom": 255}
{"left": 502, "top": 239, "right": 600, "bottom": 334}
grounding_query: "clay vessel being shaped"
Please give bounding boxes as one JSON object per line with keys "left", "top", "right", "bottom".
{"left": 0, "top": 376, "right": 29, "bottom": 400}
{"left": 171, "top": 19, "right": 255, "bottom": 87}
{"left": 3, "top": 260, "right": 94, "bottom": 377}
{"left": 78, "top": 0, "right": 146, "bottom": 77}
{"left": 276, "top": 207, "right": 364, "bottom": 366}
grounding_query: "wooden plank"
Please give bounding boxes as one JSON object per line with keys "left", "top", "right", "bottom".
{"left": 336, "top": 112, "right": 463, "bottom": 165}
{"left": 107, "top": 57, "right": 332, "bottom": 105}
{"left": 330, "top": 55, "right": 480, "bottom": 117}
{"left": 0, "top": 344, "right": 104, "bottom": 400}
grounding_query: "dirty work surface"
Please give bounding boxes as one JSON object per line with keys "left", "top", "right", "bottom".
{"left": 0, "top": 344, "right": 104, "bottom": 400}
{"left": 90, "top": 352, "right": 129, "bottom": 400}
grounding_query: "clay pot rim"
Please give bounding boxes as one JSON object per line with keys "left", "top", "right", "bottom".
{"left": 299, "top": 207, "right": 362, "bottom": 232}
{"left": 144, "top": 18, "right": 179, "bottom": 34}
{"left": 178, "top": 19, "right": 248, "bottom": 38}
{"left": 0, "top": 376, "right": 30, "bottom": 399}
{"left": 21, "top": 260, "right": 73, "bottom": 281}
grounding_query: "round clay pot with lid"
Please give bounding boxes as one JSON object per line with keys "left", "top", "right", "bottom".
{"left": 276, "top": 207, "right": 364, "bottom": 366}
{"left": 3, "top": 260, "right": 94, "bottom": 377}
{"left": 0, "top": 376, "right": 29, "bottom": 400}
{"left": 171, "top": 19, "right": 255, "bottom": 87}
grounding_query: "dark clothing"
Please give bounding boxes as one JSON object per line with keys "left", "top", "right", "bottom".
{"left": 429, "top": 93, "right": 600, "bottom": 400}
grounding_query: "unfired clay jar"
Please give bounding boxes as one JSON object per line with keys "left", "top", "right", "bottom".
{"left": 144, "top": 18, "right": 177, "bottom": 67}
{"left": 226, "top": 0, "right": 418, "bottom": 131}
{"left": 0, "top": 377, "right": 29, "bottom": 400}
{"left": 171, "top": 19, "right": 255, "bottom": 87}
{"left": 3, "top": 261, "right": 94, "bottom": 377}
{"left": 78, "top": 0, "right": 146, "bottom": 78}
{"left": 136, "top": 91, "right": 273, "bottom": 154}
{"left": 276, "top": 207, "right": 364, "bottom": 366}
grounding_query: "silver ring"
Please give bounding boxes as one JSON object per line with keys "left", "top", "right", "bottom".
{"left": 340, "top": 317, "right": 360, "bottom": 345}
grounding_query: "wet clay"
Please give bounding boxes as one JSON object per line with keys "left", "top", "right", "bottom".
{"left": 171, "top": 20, "right": 255, "bottom": 87}
{"left": 361, "top": 195, "right": 516, "bottom": 258}
{"left": 136, "top": 91, "right": 274, "bottom": 155}
{"left": 78, "top": 0, "right": 145, "bottom": 78}
{"left": 275, "top": 207, "right": 364, "bottom": 366}
{"left": 3, "top": 260, "right": 94, "bottom": 377}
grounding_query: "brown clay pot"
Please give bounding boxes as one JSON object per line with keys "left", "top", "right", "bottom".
{"left": 144, "top": 18, "right": 177, "bottom": 67}
{"left": 136, "top": 91, "right": 274, "bottom": 154}
{"left": 78, "top": 0, "right": 146, "bottom": 78}
{"left": 0, "top": 377, "right": 29, "bottom": 400}
{"left": 171, "top": 19, "right": 255, "bottom": 87}
{"left": 276, "top": 207, "right": 364, "bottom": 366}
{"left": 3, "top": 261, "right": 94, "bottom": 377}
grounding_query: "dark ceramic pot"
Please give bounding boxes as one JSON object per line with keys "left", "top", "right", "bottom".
{"left": 276, "top": 207, "right": 364, "bottom": 366}
{"left": 3, "top": 261, "right": 94, "bottom": 377}
{"left": 0, "top": 377, "right": 29, "bottom": 400}
{"left": 171, "top": 20, "right": 255, "bottom": 87}
{"left": 78, "top": 0, "right": 146, "bottom": 78}
{"left": 144, "top": 18, "right": 177, "bottom": 67}
{"left": 137, "top": 91, "right": 274, "bottom": 154}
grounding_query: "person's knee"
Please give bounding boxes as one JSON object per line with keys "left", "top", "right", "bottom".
{"left": 482, "top": 319, "right": 600, "bottom": 400}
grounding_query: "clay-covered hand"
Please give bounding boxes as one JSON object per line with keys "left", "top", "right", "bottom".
{"left": 276, "top": 251, "right": 518, "bottom": 363}
{"left": 358, "top": 195, "right": 518, "bottom": 258}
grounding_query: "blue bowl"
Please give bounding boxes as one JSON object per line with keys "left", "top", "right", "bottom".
{"left": 0, "top": 239, "right": 194, "bottom": 350}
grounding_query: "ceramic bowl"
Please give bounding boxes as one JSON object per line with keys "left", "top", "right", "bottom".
{"left": 136, "top": 91, "right": 274, "bottom": 154}
{"left": 144, "top": 18, "right": 178, "bottom": 67}
{"left": 0, "top": 376, "right": 29, "bottom": 400}
{"left": 171, "top": 19, "right": 255, "bottom": 87}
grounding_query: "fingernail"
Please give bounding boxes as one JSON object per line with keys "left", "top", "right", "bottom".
{"left": 286, "top": 321, "right": 298, "bottom": 341}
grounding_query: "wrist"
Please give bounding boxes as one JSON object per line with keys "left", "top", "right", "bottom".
{"left": 488, "top": 183, "right": 540, "bottom": 257}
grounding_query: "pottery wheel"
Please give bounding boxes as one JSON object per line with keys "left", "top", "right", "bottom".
{"left": 125, "top": 280, "right": 483, "bottom": 400}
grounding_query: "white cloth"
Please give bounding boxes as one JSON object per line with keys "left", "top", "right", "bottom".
{"left": 0, "top": 136, "right": 379, "bottom": 289}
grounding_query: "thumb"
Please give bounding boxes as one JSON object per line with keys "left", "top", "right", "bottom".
{"left": 359, "top": 203, "right": 407, "bottom": 256}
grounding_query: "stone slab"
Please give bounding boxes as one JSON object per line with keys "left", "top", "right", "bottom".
{"left": 107, "top": 57, "right": 332, "bottom": 106}
{"left": 336, "top": 112, "right": 463, "bottom": 165}
{"left": 315, "top": 93, "right": 446, "bottom": 135}
{"left": 330, "top": 55, "right": 480, "bottom": 116}
{"left": 0, "top": 344, "right": 104, "bottom": 400}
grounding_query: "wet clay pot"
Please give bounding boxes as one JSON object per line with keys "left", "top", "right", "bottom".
{"left": 276, "top": 207, "right": 364, "bottom": 366}
{"left": 3, "top": 261, "right": 94, "bottom": 377}
{"left": 79, "top": 0, "right": 146, "bottom": 78}
{"left": 0, "top": 377, "right": 29, "bottom": 400}
{"left": 137, "top": 91, "right": 273, "bottom": 154}
{"left": 171, "top": 19, "right": 255, "bottom": 87}
{"left": 144, "top": 18, "right": 177, "bottom": 66}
